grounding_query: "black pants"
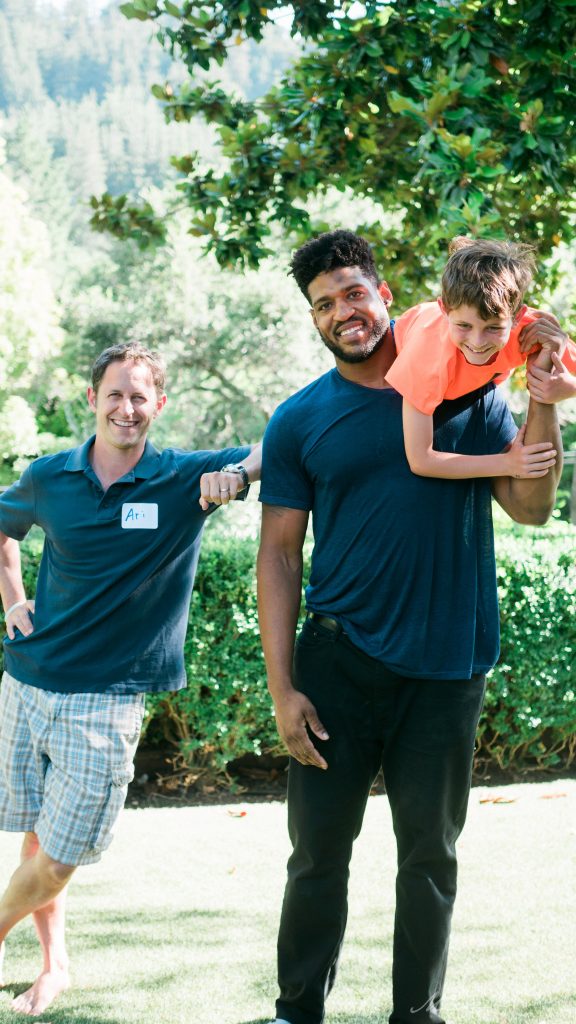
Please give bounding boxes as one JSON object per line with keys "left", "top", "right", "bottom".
{"left": 275, "top": 618, "right": 486, "bottom": 1024}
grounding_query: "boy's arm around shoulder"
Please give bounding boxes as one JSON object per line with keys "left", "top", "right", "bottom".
{"left": 492, "top": 395, "right": 563, "bottom": 525}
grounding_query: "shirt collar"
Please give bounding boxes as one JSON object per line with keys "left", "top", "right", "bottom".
{"left": 64, "top": 437, "right": 162, "bottom": 481}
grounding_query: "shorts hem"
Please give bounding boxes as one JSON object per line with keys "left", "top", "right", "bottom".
{"left": 35, "top": 826, "right": 103, "bottom": 867}
{"left": 0, "top": 816, "right": 39, "bottom": 834}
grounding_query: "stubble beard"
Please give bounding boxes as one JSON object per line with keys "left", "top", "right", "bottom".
{"left": 320, "top": 315, "right": 390, "bottom": 364}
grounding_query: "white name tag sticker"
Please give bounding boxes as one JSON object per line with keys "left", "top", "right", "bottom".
{"left": 121, "top": 503, "right": 158, "bottom": 529}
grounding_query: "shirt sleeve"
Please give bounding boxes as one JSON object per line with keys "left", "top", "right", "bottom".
{"left": 387, "top": 305, "right": 454, "bottom": 415}
{"left": 0, "top": 465, "right": 36, "bottom": 540}
{"left": 259, "top": 407, "right": 313, "bottom": 511}
{"left": 483, "top": 387, "right": 518, "bottom": 455}
{"left": 561, "top": 336, "right": 576, "bottom": 374}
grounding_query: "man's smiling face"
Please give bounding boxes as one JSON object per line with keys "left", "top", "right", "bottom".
{"left": 87, "top": 359, "right": 166, "bottom": 453}
{"left": 309, "top": 266, "right": 392, "bottom": 364}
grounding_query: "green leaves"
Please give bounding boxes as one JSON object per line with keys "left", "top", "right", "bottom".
{"left": 105, "top": 0, "right": 576, "bottom": 292}
{"left": 89, "top": 193, "right": 167, "bottom": 249}
{"left": 119, "top": 1, "right": 158, "bottom": 21}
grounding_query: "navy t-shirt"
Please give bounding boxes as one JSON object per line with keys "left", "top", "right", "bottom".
{"left": 0, "top": 438, "right": 250, "bottom": 694}
{"left": 259, "top": 369, "right": 517, "bottom": 680}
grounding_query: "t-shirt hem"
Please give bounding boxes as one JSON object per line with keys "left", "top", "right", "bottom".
{"left": 379, "top": 661, "right": 495, "bottom": 680}
{"left": 308, "top": 614, "right": 497, "bottom": 679}
{"left": 2, "top": 664, "right": 188, "bottom": 695}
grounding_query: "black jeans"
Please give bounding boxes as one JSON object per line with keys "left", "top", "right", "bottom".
{"left": 275, "top": 618, "right": 486, "bottom": 1024}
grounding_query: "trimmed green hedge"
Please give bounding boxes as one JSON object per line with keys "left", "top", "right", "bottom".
{"left": 3, "top": 526, "right": 576, "bottom": 778}
{"left": 142, "top": 539, "right": 277, "bottom": 780}
{"left": 481, "top": 526, "right": 576, "bottom": 771}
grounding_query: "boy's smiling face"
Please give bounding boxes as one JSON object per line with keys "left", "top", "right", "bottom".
{"left": 441, "top": 299, "right": 526, "bottom": 366}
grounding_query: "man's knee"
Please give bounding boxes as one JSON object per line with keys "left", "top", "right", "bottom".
{"left": 35, "top": 849, "right": 76, "bottom": 889}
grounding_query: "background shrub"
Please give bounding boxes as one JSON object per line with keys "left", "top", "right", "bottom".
{"left": 482, "top": 524, "right": 576, "bottom": 772}
{"left": 142, "top": 538, "right": 279, "bottom": 781}
{"left": 3, "top": 525, "right": 575, "bottom": 780}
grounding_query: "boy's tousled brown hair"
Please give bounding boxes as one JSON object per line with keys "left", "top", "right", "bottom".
{"left": 441, "top": 237, "right": 536, "bottom": 319}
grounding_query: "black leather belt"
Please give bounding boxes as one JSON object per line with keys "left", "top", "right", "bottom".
{"left": 306, "top": 612, "right": 342, "bottom": 633}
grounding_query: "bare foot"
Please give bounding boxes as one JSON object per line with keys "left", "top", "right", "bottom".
{"left": 11, "top": 968, "right": 70, "bottom": 1015}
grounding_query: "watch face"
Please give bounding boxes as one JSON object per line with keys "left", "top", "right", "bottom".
{"left": 221, "top": 464, "right": 248, "bottom": 486}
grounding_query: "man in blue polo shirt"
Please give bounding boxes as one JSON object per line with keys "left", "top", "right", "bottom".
{"left": 257, "top": 231, "right": 563, "bottom": 1024}
{"left": 0, "top": 341, "right": 260, "bottom": 1015}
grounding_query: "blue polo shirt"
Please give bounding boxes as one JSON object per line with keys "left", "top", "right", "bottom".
{"left": 260, "top": 371, "right": 517, "bottom": 680}
{"left": 0, "top": 437, "right": 250, "bottom": 694}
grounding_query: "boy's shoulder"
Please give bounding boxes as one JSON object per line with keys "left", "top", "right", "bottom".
{"left": 394, "top": 301, "right": 443, "bottom": 336}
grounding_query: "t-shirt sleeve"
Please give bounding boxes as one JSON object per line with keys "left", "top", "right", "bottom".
{"left": 387, "top": 305, "right": 452, "bottom": 415}
{"left": 0, "top": 465, "right": 36, "bottom": 540}
{"left": 259, "top": 407, "right": 313, "bottom": 511}
{"left": 483, "top": 387, "right": 518, "bottom": 454}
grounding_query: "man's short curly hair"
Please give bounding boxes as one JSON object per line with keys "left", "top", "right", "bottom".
{"left": 290, "top": 230, "right": 380, "bottom": 299}
{"left": 91, "top": 342, "right": 166, "bottom": 394}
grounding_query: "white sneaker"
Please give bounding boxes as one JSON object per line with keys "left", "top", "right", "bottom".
{"left": 266, "top": 1020, "right": 292, "bottom": 1024}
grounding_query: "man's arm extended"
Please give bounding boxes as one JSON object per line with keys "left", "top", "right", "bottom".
{"left": 257, "top": 504, "right": 329, "bottom": 770}
{"left": 0, "top": 531, "right": 34, "bottom": 638}
{"left": 199, "top": 442, "right": 262, "bottom": 509}
{"left": 492, "top": 395, "right": 563, "bottom": 525}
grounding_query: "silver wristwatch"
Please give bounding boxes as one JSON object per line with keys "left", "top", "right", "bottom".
{"left": 220, "top": 463, "right": 249, "bottom": 489}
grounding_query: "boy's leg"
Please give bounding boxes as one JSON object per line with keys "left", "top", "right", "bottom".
{"left": 383, "top": 673, "right": 486, "bottom": 1024}
{"left": 10, "top": 832, "right": 71, "bottom": 1016}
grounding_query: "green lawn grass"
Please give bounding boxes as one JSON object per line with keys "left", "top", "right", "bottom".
{"left": 0, "top": 779, "right": 574, "bottom": 1024}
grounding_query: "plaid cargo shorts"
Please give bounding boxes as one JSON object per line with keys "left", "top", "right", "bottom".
{"left": 0, "top": 672, "right": 145, "bottom": 866}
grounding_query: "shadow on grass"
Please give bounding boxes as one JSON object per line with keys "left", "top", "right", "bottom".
{"left": 494, "top": 992, "right": 576, "bottom": 1023}
{"left": 8, "top": 907, "right": 244, "bottom": 959}
{"left": 73, "top": 907, "right": 236, "bottom": 951}
{"left": 234, "top": 1018, "right": 386, "bottom": 1024}
{"left": 0, "top": 991, "right": 127, "bottom": 1024}
{"left": 237, "top": 1006, "right": 576, "bottom": 1024}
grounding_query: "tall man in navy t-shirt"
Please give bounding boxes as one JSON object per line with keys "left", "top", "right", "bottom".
{"left": 0, "top": 341, "right": 260, "bottom": 1015}
{"left": 257, "top": 231, "right": 563, "bottom": 1024}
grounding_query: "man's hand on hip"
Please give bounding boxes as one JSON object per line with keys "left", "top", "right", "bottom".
{"left": 5, "top": 599, "right": 35, "bottom": 639}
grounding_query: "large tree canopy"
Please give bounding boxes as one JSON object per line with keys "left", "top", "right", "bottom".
{"left": 90, "top": 0, "right": 576, "bottom": 295}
